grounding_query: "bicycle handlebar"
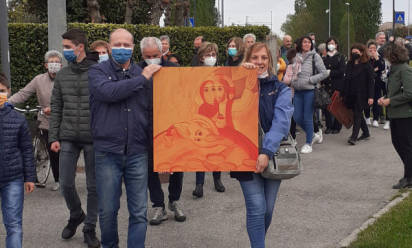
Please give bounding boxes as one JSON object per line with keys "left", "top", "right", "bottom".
{"left": 14, "top": 105, "right": 44, "bottom": 115}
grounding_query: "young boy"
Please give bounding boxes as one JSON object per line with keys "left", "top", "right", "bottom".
{"left": 0, "top": 73, "right": 35, "bottom": 248}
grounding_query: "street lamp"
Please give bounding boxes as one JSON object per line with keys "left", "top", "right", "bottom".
{"left": 345, "top": 2, "right": 350, "bottom": 58}
{"left": 328, "top": 0, "right": 331, "bottom": 37}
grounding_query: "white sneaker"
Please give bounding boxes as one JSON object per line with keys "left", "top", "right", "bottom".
{"left": 51, "top": 182, "right": 59, "bottom": 191}
{"left": 372, "top": 120, "right": 379, "bottom": 127}
{"left": 312, "top": 130, "right": 323, "bottom": 144}
{"left": 365, "top": 118, "right": 372, "bottom": 125}
{"left": 300, "top": 144, "right": 313, "bottom": 154}
{"left": 383, "top": 121, "right": 390, "bottom": 130}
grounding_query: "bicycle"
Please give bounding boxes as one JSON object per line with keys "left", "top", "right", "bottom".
{"left": 14, "top": 105, "right": 51, "bottom": 186}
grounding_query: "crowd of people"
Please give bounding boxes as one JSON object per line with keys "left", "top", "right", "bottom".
{"left": 0, "top": 26, "right": 411, "bottom": 248}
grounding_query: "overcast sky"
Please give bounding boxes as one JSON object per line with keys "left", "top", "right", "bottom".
{"left": 216, "top": 0, "right": 411, "bottom": 36}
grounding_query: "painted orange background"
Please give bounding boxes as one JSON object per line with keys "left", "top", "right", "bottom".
{"left": 153, "top": 67, "right": 258, "bottom": 172}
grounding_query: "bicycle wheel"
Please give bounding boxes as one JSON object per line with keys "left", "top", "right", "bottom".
{"left": 33, "top": 135, "right": 51, "bottom": 184}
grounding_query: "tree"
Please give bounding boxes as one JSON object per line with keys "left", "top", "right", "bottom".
{"left": 282, "top": 0, "right": 381, "bottom": 50}
{"left": 87, "top": 0, "right": 102, "bottom": 23}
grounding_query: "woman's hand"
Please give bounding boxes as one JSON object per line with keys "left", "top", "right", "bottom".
{"left": 368, "top": 98, "right": 374, "bottom": 106}
{"left": 242, "top": 62, "right": 257, "bottom": 69}
{"left": 378, "top": 97, "right": 390, "bottom": 107}
{"left": 255, "top": 154, "right": 269, "bottom": 173}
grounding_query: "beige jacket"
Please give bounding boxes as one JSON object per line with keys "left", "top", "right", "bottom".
{"left": 9, "top": 72, "right": 53, "bottom": 130}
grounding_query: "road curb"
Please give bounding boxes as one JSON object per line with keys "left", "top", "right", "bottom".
{"left": 337, "top": 191, "right": 411, "bottom": 248}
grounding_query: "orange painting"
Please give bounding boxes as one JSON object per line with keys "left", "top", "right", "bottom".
{"left": 153, "top": 67, "right": 259, "bottom": 172}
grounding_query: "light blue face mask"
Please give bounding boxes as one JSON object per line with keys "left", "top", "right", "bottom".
{"left": 98, "top": 54, "right": 109, "bottom": 63}
{"left": 111, "top": 47, "right": 133, "bottom": 64}
{"left": 63, "top": 49, "right": 77, "bottom": 63}
{"left": 228, "top": 47, "right": 238, "bottom": 57}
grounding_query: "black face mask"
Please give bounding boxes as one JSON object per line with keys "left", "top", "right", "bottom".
{"left": 193, "top": 48, "right": 199, "bottom": 54}
{"left": 351, "top": 53, "right": 360, "bottom": 61}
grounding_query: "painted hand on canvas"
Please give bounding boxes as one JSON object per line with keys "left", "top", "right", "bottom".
{"left": 153, "top": 67, "right": 259, "bottom": 172}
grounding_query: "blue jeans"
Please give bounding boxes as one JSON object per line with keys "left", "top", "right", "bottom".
{"left": 239, "top": 174, "right": 281, "bottom": 248}
{"left": 0, "top": 179, "right": 24, "bottom": 248}
{"left": 95, "top": 151, "right": 148, "bottom": 248}
{"left": 293, "top": 89, "right": 315, "bottom": 144}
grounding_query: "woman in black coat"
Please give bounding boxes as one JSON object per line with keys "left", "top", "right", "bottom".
{"left": 365, "top": 41, "right": 386, "bottom": 127}
{"left": 343, "top": 43, "right": 374, "bottom": 145}
{"left": 321, "top": 37, "right": 346, "bottom": 134}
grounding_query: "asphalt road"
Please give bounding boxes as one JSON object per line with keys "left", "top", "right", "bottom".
{"left": 0, "top": 124, "right": 402, "bottom": 248}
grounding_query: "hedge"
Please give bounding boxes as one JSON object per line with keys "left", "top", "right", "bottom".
{"left": 5, "top": 23, "right": 270, "bottom": 107}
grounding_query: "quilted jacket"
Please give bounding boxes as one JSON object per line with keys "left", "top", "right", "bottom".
{"left": 0, "top": 103, "right": 36, "bottom": 183}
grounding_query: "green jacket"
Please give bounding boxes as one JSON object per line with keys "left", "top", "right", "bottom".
{"left": 387, "top": 63, "right": 412, "bottom": 119}
{"left": 49, "top": 57, "right": 97, "bottom": 144}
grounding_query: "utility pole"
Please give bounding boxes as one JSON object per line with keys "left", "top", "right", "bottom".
{"left": 0, "top": 0, "right": 11, "bottom": 83}
{"left": 221, "top": 0, "right": 224, "bottom": 27}
{"left": 48, "top": 0, "right": 67, "bottom": 58}
{"left": 345, "top": 2, "right": 350, "bottom": 58}
{"left": 271, "top": 11, "right": 273, "bottom": 33}
{"left": 194, "top": 0, "right": 196, "bottom": 26}
{"left": 328, "top": 0, "right": 331, "bottom": 37}
{"left": 409, "top": 0, "right": 410, "bottom": 36}
{"left": 393, "top": 0, "right": 395, "bottom": 37}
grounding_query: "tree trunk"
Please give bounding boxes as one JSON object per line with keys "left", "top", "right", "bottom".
{"left": 148, "top": 0, "right": 170, "bottom": 25}
{"left": 125, "top": 0, "right": 136, "bottom": 24}
{"left": 164, "top": 0, "right": 189, "bottom": 26}
{"left": 87, "top": 0, "right": 102, "bottom": 23}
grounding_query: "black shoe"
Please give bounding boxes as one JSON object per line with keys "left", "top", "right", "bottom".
{"left": 214, "top": 178, "right": 225, "bottom": 192}
{"left": 324, "top": 128, "right": 332, "bottom": 134}
{"left": 331, "top": 129, "right": 340, "bottom": 134}
{"left": 62, "top": 211, "right": 86, "bottom": 239}
{"left": 357, "top": 133, "right": 370, "bottom": 141}
{"left": 192, "top": 184, "right": 203, "bottom": 198}
{"left": 347, "top": 138, "right": 357, "bottom": 145}
{"left": 392, "top": 178, "right": 412, "bottom": 189}
{"left": 83, "top": 229, "right": 101, "bottom": 248}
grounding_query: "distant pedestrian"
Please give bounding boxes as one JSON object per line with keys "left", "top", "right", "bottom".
{"left": 280, "top": 35, "right": 293, "bottom": 64}
{"left": 225, "top": 37, "right": 245, "bottom": 66}
{"left": 243, "top": 33, "right": 256, "bottom": 49}
{"left": 192, "top": 42, "right": 226, "bottom": 198}
{"left": 321, "top": 37, "right": 345, "bottom": 134}
{"left": 379, "top": 43, "right": 412, "bottom": 189}
{"left": 342, "top": 43, "right": 374, "bottom": 145}
{"left": 9, "top": 50, "right": 62, "bottom": 191}
{"left": 90, "top": 40, "right": 111, "bottom": 63}
{"left": 290, "top": 36, "right": 329, "bottom": 153}
{"left": 160, "top": 35, "right": 179, "bottom": 64}
{"left": 0, "top": 73, "right": 36, "bottom": 248}
{"left": 191, "top": 36, "right": 204, "bottom": 66}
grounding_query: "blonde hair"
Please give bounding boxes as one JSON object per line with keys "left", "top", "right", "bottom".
{"left": 243, "top": 42, "right": 274, "bottom": 75}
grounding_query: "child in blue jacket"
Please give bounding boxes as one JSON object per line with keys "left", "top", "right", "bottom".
{"left": 0, "top": 73, "right": 35, "bottom": 248}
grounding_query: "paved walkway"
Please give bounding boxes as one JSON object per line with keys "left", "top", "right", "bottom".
{"left": 0, "top": 125, "right": 402, "bottom": 248}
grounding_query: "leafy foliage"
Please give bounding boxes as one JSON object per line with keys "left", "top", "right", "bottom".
{"left": 282, "top": 0, "right": 381, "bottom": 56}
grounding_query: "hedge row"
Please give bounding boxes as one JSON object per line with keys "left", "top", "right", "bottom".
{"left": 6, "top": 23, "right": 270, "bottom": 103}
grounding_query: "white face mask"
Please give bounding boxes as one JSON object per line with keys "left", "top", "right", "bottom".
{"left": 258, "top": 71, "right": 269, "bottom": 79}
{"left": 204, "top": 56, "right": 217, "bottom": 66}
{"left": 145, "top": 58, "right": 161, "bottom": 65}
{"left": 327, "top": 44, "right": 336, "bottom": 51}
{"left": 47, "top": 62, "right": 61, "bottom": 74}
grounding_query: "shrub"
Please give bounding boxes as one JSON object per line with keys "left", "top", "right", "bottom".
{"left": 5, "top": 23, "right": 270, "bottom": 106}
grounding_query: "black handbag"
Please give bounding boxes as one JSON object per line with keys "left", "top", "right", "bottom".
{"left": 312, "top": 54, "right": 331, "bottom": 108}
{"left": 314, "top": 86, "right": 331, "bottom": 108}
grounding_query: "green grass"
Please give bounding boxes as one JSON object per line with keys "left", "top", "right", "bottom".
{"left": 349, "top": 191, "right": 412, "bottom": 248}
